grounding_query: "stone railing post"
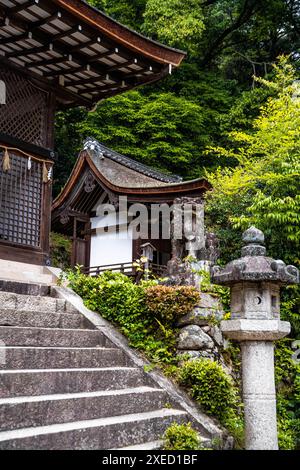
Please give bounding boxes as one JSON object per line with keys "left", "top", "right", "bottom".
{"left": 211, "top": 227, "right": 299, "bottom": 450}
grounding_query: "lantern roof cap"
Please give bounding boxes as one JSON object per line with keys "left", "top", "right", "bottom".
{"left": 211, "top": 227, "right": 299, "bottom": 286}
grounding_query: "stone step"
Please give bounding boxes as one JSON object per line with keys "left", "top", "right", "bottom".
{"left": 0, "top": 347, "right": 128, "bottom": 370}
{"left": 0, "top": 327, "right": 108, "bottom": 347}
{"left": 112, "top": 436, "right": 212, "bottom": 450}
{"left": 116, "top": 435, "right": 213, "bottom": 451}
{"left": 112, "top": 440, "right": 163, "bottom": 450}
{"left": 0, "top": 367, "right": 148, "bottom": 398}
{"left": 0, "top": 387, "right": 169, "bottom": 431}
{"left": 0, "top": 279, "right": 50, "bottom": 296}
{"left": 0, "top": 292, "right": 75, "bottom": 313}
{"left": 0, "top": 409, "right": 188, "bottom": 449}
{"left": 0, "top": 310, "right": 90, "bottom": 329}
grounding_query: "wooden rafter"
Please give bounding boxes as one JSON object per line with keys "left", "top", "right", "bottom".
{"left": 0, "top": 11, "right": 62, "bottom": 45}
{"left": 0, "top": 0, "right": 185, "bottom": 107}
{"left": 5, "top": 25, "right": 83, "bottom": 59}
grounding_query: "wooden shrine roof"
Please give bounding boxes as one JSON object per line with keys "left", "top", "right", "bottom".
{"left": 52, "top": 138, "right": 211, "bottom": 226}
{"left": 0, "top": 0, "right": 186, "bottom": 109}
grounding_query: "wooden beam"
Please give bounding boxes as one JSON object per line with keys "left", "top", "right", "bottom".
{"left": 77, "top": 68, "right": 154, "bottom": 95}
{"left": 27, "top": 52, "right": 68, "bottom": 69}
{"left": 0, "top": 11, "right": 61, "bottom": 45}
{"left": 79, "top": 81, "right": 129, "bottom": 96}
{"left": 0, "top": 1, "right": 160, "bottom": 81}
{"left": 88, "top": 66, "right": 169, "bottom": 103}
{"left": 0, "top": 1, "right": 40, "bottom": 27}
{"left": 64, "top": 59, "right": 137, "bottom": 87}
{"left": 69, "top": 37, "right": 101, "bottom": 52}
{"left": 0, "top": 0, "right": 38, "bottom": 27}
{"left": 0, "top": 132, "right": 56, "bottom": 160}
{"left": 1, "top": 17, "right": 139, "bottom": 85}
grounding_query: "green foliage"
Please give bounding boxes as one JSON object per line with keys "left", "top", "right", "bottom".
{"left": 143, "top": 0, "right": 205, "bottom": 53}
{"left": 54, "top": 107, "right": 87, "bottom": 197}
{"left": 178, "top": 358, "right": 244, "bottom": 445}
{"left": 275, "top": 340, "right": 300, "bottom": 450}
{"left": 88, "top": 0, "right": 146, "bottom": 31}
{"left": 163, "top": 422, "right": 204, "bottom": 451}
{"left": 222, "top": 341, "right": 242, "bottom": 379}
{"left": 220, "top": 86, "right": 273, "bottom": 135}
{"left": 197, "top": 269, "right": 230, "bottom": 316}
{"left": 55, "top": 2, "right": 300, "bottom": 195}
{"left": 145, "top": 285, "right": 200, "bottom": 327}
{"left": 49, "top": 232, "right": 72, "bottom": 269}
{"left": 77, "top": 91, "right": 208, "bottom": 178}
{"left": 206, "top": 58, "right": 300, "bottom": 264}
{"left": 205, "top": 59, "right": 300, "bottom": 449}
{"left": 65, "top": 268, "right": 179, "bottom": 365}
{"left": 178, "top": 358, "right": 241, "bottom": 420}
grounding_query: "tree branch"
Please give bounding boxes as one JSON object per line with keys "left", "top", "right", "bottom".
{"left": 201, "top": 0, "right": 259, "bottom": 66}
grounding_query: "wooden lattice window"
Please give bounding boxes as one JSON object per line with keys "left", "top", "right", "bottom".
{"left": 0, "top": 69, "right": 49, "bottom": 147}
{"left": 0, "top": 151, "right": 43, "bottom": 248}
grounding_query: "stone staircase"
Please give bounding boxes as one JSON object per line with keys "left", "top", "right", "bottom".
{"left": 0, "top": 280, "right": 222, "bottom": 450}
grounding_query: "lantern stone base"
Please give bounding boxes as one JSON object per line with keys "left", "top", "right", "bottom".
{"left": 221, "top": 319, "right": 291, "bottom": 450}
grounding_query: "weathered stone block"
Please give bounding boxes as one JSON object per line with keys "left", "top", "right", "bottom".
{"left": 177, "top": 350, "right": 203, "bottom": 360}
{"left": 178, "top": 307, "right": 223, "bottom": 327}
{"left": 202, "top": 326, "right": 211, "bottom": 333}
{"left": 177, "top": 349, "right": 215, "bottom": 361}
{"left": 210, "top": 325, "right": 224, "bottom": 347}
{"left": 198, "top": 293, "right": 221, "bottom": 310}
{"left": 177, "top": 325, "right": 214, "bottom": 350}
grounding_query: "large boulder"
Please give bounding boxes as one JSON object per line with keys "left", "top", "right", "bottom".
{"left": 177, "top": 325, "right": 214, "bottom": 350}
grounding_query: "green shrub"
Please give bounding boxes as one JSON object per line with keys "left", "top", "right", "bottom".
{"left": 145, "top": 285, "right": 200, "bottom": 326}
{"left": 275, "top": 339, "right": 300, "bottom": 449}
{"left": 65, "top": 268, "right": 178, "bottom": 365}
{"left": 178, "top": 358, "right": 244, "bottom": 446}
{"left": 178, "top": 359, "right": 239, "bottom": 419}
{"left": 163, "top": 422, "right": 203, "bottom": 450}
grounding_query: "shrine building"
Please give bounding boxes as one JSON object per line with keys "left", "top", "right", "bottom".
{"left": 0, "top": 0, "right": 185, "bottom": 266}
{"left": 51, "top": 138, "right": 211, "bottom": 275}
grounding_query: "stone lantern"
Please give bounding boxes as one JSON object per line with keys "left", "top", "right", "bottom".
{"left": 140, "top": 242, "right": 156, "bottom": 279}
{"left": 140, "top": 242, "right": 156, "bottom": 264}
{"left": 211, "top": 227, "right": 299, "bottom": 450}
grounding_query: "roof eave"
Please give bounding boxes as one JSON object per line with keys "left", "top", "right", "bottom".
{"left": 52, "top": 0, "right": 186, "bottom": 67}
{"left": 52, "top": 151, "right": 211, "bottom": 213}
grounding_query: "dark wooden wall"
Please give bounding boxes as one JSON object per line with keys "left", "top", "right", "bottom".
{"left": 0, "top": 66, "right": 55, "bottom": 265}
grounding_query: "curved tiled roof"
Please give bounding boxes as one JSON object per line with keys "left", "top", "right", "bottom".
{"left": 52, "top": 139, "right": 211, "bottom": 214}
{"left": 83, "top": 137, "right": 182, "bottom": 184}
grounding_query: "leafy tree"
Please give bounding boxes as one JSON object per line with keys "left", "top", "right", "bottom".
{"left": 76, "top": 90, "right": 209, "bottom": 178}
{"left": 143, "top": 0, "right": 205, "bottom": 53}
{"left": 205, "top": 58, "right": 300, "bottom": 449}
{"left": 54, "top": 1, "right": 300, "bottom": 196}
{"left": 54, "top": 107, "right": 87, "bottom": 196}
{"left": 88, "top": 0, "right": 146, "bottom": 31}
{"left": 206, "top": 57, "right": 300, "bottom": 264}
